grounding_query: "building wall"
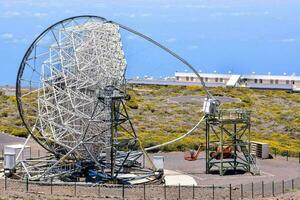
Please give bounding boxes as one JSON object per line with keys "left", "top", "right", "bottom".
{"left": 175, "top": 72, "right": 300, "bottom": 92}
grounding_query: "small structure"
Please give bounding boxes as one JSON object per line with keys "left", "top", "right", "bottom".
{"left": 250, "top": 141, "right": 269, "bottom": 159}
{"left": 205, "top": 109, "right": 259, "bottom": 175}
{"left": 3, "top": 144, "right": 31, "bottom": 176}
{"left": 4, "top": 144, "right": 31, "bottom": 161}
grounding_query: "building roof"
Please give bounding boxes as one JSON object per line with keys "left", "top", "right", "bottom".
{"left": 175, "top": 72, "right": 300, "bottom": 81}
{"left": 175, "top": 72, "right": 232, "bottom": 78}
{"left": 242, "top": 74, "right": 300, "bottom": 81}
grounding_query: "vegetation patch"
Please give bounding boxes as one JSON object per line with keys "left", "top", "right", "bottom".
{"left": 0, "top": 85, "right": 299, "bottom": 155}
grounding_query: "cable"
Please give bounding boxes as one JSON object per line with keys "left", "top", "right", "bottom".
{"left": 144, "top": 115, "right": 206, "bottom": 151}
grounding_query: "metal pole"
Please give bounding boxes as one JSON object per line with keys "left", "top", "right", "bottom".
{"left": 122, "top": 184, "right": 125, "bottom": 199}
{"left": 212, "top": 184, "right": 215, "bottom": 200}
{"left": 282, "top": 180, "right": 284, "bottom": 194}
{"left": 262, "top": 181, "right": 264, "bottom": 197}
{"left": 286, "top": 150, "right": 289, "bottom": 161}
{"left": 164, "top": 184, "right": 166, "bottom": 200}
{"left": 241, "top": 184, "right": 243, "bottom": 200}
{"left": 251, "top": 182, "right": 254, "bottom": 199}
{"left": 274, "top": 148, "right": 277, "bottom": 158}
{"left": 229, "top": 184, "right": 232, "bottom": 200}
{"left": 26, "top": 176, "right": 29, "bottom": 193}
{"left": 4, "top": 176, "right": 7, "bottom": 191}
{"left": 178, "top": 184, "right": 181, "bottom": 200}
{"left": 292, "top": 179, "right": 294, "bottom": 191}
{"left": 143, "top": 183, "right": 146, "bottom": 200}
{"left": 50, "top": 178, "right": 53, "bottom": 195}
{"left": 74, "top": 180, "right": 77, "bottom": 196}
{"left": 192, "top": 184, "right": 195, "bottom": 199}
{"left": 98, "top": 184, "right": 101, "bottom": 197}
{"left": 272, "top": 181, "right": 275, "bottom": 197}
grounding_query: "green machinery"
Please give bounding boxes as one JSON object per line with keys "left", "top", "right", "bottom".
{"left": 205, "top": 109, "right": 259, "bottom": 175}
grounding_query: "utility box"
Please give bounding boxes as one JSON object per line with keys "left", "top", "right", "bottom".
{"left": 4, "top": 144, "right": 31, "bottom": 161}
{"left": 202, "top": 98, "right": 219, "bottom": 115}
{"left": 250, "top": 141, "right": 269, "bottom": 159}
{"left": 153, "top": 156, "right": 164, "bottom": 170}
{"left": 4, "top": 153, "right": 16, "bottom": 170}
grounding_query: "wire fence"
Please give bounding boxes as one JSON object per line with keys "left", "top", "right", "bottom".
{"left": 0, "top": 147, "right": 299, "bottom": 199}
{"left": 0, "top": 177, "right": 300, "bottom": 199}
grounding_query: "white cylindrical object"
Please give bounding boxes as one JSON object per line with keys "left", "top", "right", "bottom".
{"left": 4, "top": 153, "right": 16, "bottom": 170}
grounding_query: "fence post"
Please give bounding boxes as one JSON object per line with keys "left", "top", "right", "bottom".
{"left": 164, "top": 184, "right": 166, "bottom": 199}
{"left": 251, "top": 182, "right": 254, "bottom": 199}
{"left": 192, "top": 184, "right": 195, "bottom": 199}
{"left": 74, "top": 180, "right": 77, "bottom": 196}
{"left": 262, "top": 181, "right": 264, "bottom": 197}
{"left": 298, "top": 152, "right": 300, "bottom": 164}
{"left": 282, "top": 180, "right": 284, "bottom": 194}
{"left": 122, "top": 184, "right": 125, "bottom": 199}
{"left": 229, "top": 184, "right": 232, "bottom": 200}
{"left": 240, "top": 184, "right": 243, "bottom": 200}
{"left": 26, "top": 176, "right": 29, "bottom": 193}
{"left": 38, "top": 150, "right": 40, "bottom": 157}
{"left": 292, "top": 179, "right": 294, "bottom": 191}
{"left": 98, "top": 183, "right": 101, "bottom": 197}
{"left": 50, "top": 178, "right": 53, "bottom": 195}
{"left": 178, "top": 184, "right": 181, "bottom": 200}
{"left": 272, "top": 181, "right": 275, "bottom": 197}
{"left": 4, "top": 176, "right": 7, "bottom": 191}
{"left": 212, "top": 184, "right": 215, "bottom": 200}
{"left": 143, "top": 183, "right": 146, "bottom": 200}
{"left": 286, "top": 150, "right": 289, "bottom": 161}
{"left": 274, "top": 148, "right": 277, "bottom": 158}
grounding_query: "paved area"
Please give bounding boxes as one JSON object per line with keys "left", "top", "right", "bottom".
{"left": 153, "top": 152, "right": 300, "bottom": 186}
{"left": 1, "top": 132, "right": 299, "bottom": 188}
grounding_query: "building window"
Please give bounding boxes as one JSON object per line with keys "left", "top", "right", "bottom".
{"left": 220, "top": 78, "right": 223, "bottom": 82}
{"left": 254, "top": 79, "right": 258, "bottom": 83}
{"left": 270, "top": 80, "right": 274, "bottom": 84}
{"left": 200, "top": 77, "right": 203, "bottom": 82}
{"left": 259, "top": 79, "right": 263, "bottom": 84}
{"left": 286, "top": 80, "right": 290, "bottom": 84}
{"left": 215, "top": 78, "right": 218, "bottom": 82}
{"left": 292, "top": 80, "right": 295, "bottom": 85}
{"left": 205, "top": 77, "right": 208, "bottom": 82}
{"left": 186, "top": 77, "right": 189, "bottom": 81}
{"left": 275, "top": 80, "right": 279, "bottom": 84}
{"left": 191, "top": 77, "right": 194, "bottom": 81}
{"left": 176, "top": 76, "right": 179, "bottom": 81}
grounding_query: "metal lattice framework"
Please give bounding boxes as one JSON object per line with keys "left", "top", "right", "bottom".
{"left": 15, "top": 15, "right": 213, "bottom": 183}
{"left": 36, "top": 21, "right": 126, "bottom": 159}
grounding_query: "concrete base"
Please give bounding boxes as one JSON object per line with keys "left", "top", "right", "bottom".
{"left": 164, "top": 169, "right": 197, "bottom": 186}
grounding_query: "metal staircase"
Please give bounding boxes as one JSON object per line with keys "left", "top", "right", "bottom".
{"left": 241, "top": 145, "right": 260, "bottom": 175}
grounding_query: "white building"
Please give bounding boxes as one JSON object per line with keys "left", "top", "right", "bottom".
{"left": 174, "top": 72, "right": 300, "bottom": 92}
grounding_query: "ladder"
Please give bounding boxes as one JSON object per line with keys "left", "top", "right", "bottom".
{"left": 241, "top": 145, "right": 260, "bottom": 175}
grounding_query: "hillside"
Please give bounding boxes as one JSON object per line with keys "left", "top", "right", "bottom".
{"left": 0, "top": 85, "right": 299, "bottom": 156}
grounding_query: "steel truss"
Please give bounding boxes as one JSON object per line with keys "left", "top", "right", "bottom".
{"left": 15, "top": 16, "right": 163, "bottom": 184}
{"left": 205, "top": 109, "right": 260, "bottom": 176}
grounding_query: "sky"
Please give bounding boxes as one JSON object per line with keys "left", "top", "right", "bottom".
{"left": 1, "top": 0, "right": 300, "bottom": 85}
